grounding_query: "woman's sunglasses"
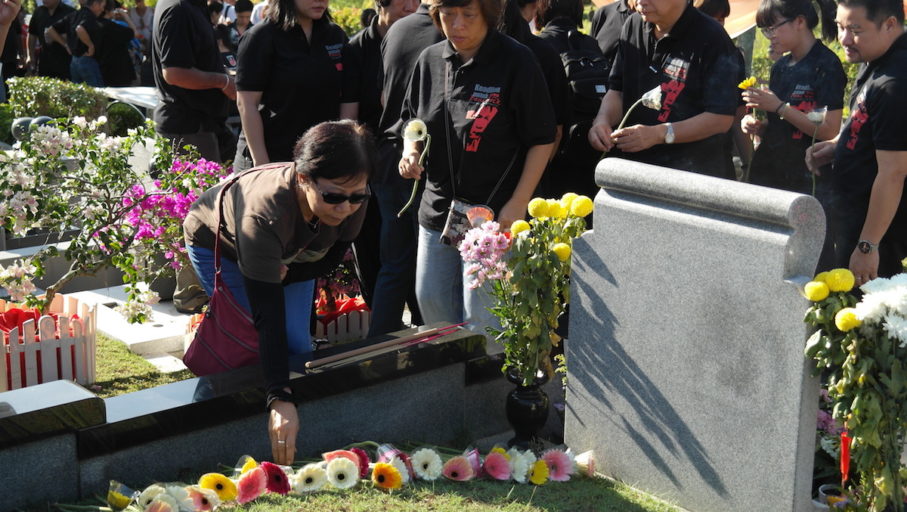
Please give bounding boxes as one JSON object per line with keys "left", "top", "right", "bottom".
{"left": 313, "top": 182, "right": 371, "bottom": 205}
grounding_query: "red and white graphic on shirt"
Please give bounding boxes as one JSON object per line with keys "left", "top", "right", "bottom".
{"left": 789, "top": 85, "right": 816, "bottom": 140}
{"left": 657, "top": 58, "right": 689, "bottom": 122}
{"left": 326, "top": 43, "right": 343, "bottom": 71}
{"left": 845, "top": 89, "right": 868, "bottom": 150}
{"left": 465, "top": 85, "right": 501, "bottom": 152}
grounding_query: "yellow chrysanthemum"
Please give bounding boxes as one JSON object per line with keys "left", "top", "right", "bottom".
{"left": 826, "top": 268, "right": 855, "bottom": 292}
{"left": 803, "top": 281, "right": 830, "bottom": 302}
{"left": 490, "top": 446, "right": 510, "bottom": 461}
{"left": 561, "top": 192, "right": 578, "bottom": 211}
{"left": 528, "top": 460, "right": 549, "bottom": 485}
{"left": 814, "top": 271, "right": 830, "bottom": 283}
{"left": 372, "top": 462, "right": 403, "bottom": 490}
{"left": 240, "top": 456, "right": 258, "bottom": 474}
{"left": 570, "top": 195, "right": 593, "bottom": 217}
{"left": 552, "top": 243, "right": 571, "bottom": 262}
{"left": 546, "top": 199, "right": 566, "bottom": 219}
{"left": 738, "top": 76, "right": 757, "bottom": 89}
{"left": 527, "top": 197, "right": 548, "bottom": 218}
{"left": 511, "top": 220, "right": 530, "bottom": 235}
{"left": 198, "top": 473, "right": 237, "bottom": 502}
{"left": 835, "top": 308, "right": 862, "bottom": 332}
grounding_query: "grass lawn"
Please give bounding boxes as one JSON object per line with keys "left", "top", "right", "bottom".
{"left": 92, "top": 332, "right": 193, "bottom": 398}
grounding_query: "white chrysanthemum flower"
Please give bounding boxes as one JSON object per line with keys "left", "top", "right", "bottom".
{"left": 411, "top": 448, "right": 443, "bottom": 480}
{"left": 855, "top": 292, "right": 890, "bottom": 323}
{"left": 510, "top": 453, "right": 531, "bottom": 484}
{"left": 884, "top": 313, "right": 907, "bottom": 346}
{"left": 138, "top": 484, "right": 166, "bottom": 509}
{"left": 640, "top": 86, "right": 662, "bottom": 110}
{"left": 862, "top": 276, "right": 892, "bottom": 294}
{"left": 326, "top": 457, "right": 359, "bottom": 489}
{"left": 403, "top": 118, "right": 428, "bottom": 142}
{"left": 390, "top": 456, "right": 410, "bottom": 484}
{"left": 293, "top": 463, "right": 327, "bottom": 493}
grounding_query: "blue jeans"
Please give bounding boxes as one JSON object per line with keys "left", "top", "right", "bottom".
{"left": 368, "top": 180, "right": 422, "bottom": 336}
{"left": 415, "top": 225, "right": 502, "bottom": 353}
{"left": 70, "top": 56, "right": 104, "bottom": 87}
{"left": 186, "top": 244, "right": 314, "bottom": 355}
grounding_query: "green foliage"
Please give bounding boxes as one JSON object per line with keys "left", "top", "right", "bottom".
{"left": 331, "top": 6, "right": 365, "bottom": 37}
{"left": 106, "top": 102, "right": 147, "bottom": 137}
{"left": 7, "top": 76, "right": 107, "bottom": 120}
{"left": 0, "top": 103, "right": 14, "bottom": 145}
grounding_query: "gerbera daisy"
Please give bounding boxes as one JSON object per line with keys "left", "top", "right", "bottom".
{"left": 490, "top": 446, "right": 510, "bottom": 460}
{"left": 326, "top": 457, "right": 359, "bottom": 490}
{"left": 236, "top": 466, "right": 267, "bottom": 504}
{"left": 137, "top": 484, "right": 165, "bottom": 509}
{"left": 483, "top": 452, "right": 511, "bottom": 480}
{"left": 510, "top": 453, "right": 531, "bottom": 483}
{"left": 529, "top": 460, "right": 549, "bottom": 485}
{"left": 542, "top": 449, "right": 573, "bottom": 482}
{"left": 237, "top": 455, "right": 258, "bottom": 474}
{"left": 294, "top": 463, "right": 327, "bottom": 493}
{"left": 261, "top": 461, "right": 291, "bottom": 495}
{"left": 349, "top": 447, "right": 371, "bottom": 478}
{"left": 442, "top": 456, "right": 474, "bottom": 481}
{"left": 185, "top": 486, "right": 220, "bottom": 512}
{"left": 162, "top": 486, "right": 193, "bottom": 511}
{"left": 397, "top": 452, "right": 416, "bottom": 481}
{"left": 390, "top": 456, "right": 410, "bottom": 484}
{"left": 322, "top": 449, "right": 361, "bottom": 468}
{"left": 198, "top": 473, "right": 237, "bottom": 502}
{"left": 144, "top": 498, "right": 174, "bottom": 512}
{"left": 410, "top": 448, "right": 443, "bottom": 480}
{"left": 371, "top": 462, "right": 403, "bottom": 490}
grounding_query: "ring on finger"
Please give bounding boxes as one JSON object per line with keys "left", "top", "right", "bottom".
{"left": 277, "top": 439, "right": 286, "bottom": 444}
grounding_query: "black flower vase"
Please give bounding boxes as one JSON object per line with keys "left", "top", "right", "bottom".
{"left": 505, "top": 368, "right": 550, "bottom": 450}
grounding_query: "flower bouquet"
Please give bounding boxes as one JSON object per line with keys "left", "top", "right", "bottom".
{"left": 803, "top": 267, "right": 907, "bottom": 511}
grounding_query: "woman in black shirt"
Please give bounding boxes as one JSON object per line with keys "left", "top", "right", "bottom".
{"left": 95, "top": 1, "right": 138, "bottom": 86}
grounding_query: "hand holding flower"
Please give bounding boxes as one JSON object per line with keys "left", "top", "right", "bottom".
{"left": 397, "top": 119, "right": 431, "bottom": 217}
{"left": 742, "top": 87, "right": 783, "bottom": 113}
{"left": 397, "top": 148, "right": 423, "bottom": 180}
{"left": 611, "top": 123, "right": 667, "bottom": 153}
{"left": 805, "top": 140, "right": 835, "bottom": 176}
{"left": 740, "top": 114, "right": 765, "bottom": 137}
{"left": 587, "top": 121, "right": 615, "bottom": 152}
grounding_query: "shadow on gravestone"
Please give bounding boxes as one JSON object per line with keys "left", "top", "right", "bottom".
{"left": 566, "top": 158, "right": 825, "bottom": 512}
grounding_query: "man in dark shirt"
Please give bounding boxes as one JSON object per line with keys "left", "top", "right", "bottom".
{"left": 807, "top": 0, "right": 907, "bottom": 281}
{"left": 27, "top": 0, "right": 74, "bottom": 78}
{"left": 365, "top": 1, "right": 442, "bottom": 336}
{"left": 587, "top": 0, "right": 741, "bottom": 178}
{"left": 153, "top": 0, "right": 235, "bottom": 313}
{"left": 590, "top": 0, "right": 634, "bottom": 64}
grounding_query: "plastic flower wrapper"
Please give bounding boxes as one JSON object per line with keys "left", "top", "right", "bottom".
{"left": 236, "top": 466, "right": 268, "bottom": 504}
{"left": 260, "top": 461, "right": 291, "bottom": 495}
{"left": 483, "top": 451, "right": 512, "bottom": 480}
{"left": 542, "top": 449, "right": 574, "bottom": 482}
{"left": 410, "top": 448, "right": 443, "bottom": 480}
{"left": 528, "top": 459, "right": 549, "bottom": 485}
{"left": 137, "top": 484, "right": 167, "bottom": 509}
{"left": 573, "top": 450, "right": 597, "bottom": 477}
{"left": 462, "top": 447, "right": 485, "bottom": 479}
{"left": 398, "top": 118, "right": 432, "bottom": 217}
{"left": 197, "top": 473, "right": 237, "bottom": 502}
{"left": 326, "top": 456, "right": 359, "bottom": 489}
{"left": 372, "top": 462, "right": 403, "bottom": 490}
{"left": 293, "top": 463, "right": 327, "bottom": 493}
{"left": 377, "top": 443, "right": 415, "bottom": 481}
{"left": 107, "top": 480, "right": 136, "bottom": 511}
{"left": 185, "top": 485, "right": 220, "bottom": 512}
{"left": 442, "top": 455, "right": 475, "bottom": 481}
{"left": 234, "top": 454, "right": 258, "bottom": 476}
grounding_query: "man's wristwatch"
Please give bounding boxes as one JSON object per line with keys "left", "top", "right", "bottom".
{"left": 664, "top": 123, "right": 675, "bottom": 144}
{"left": 857, "top": 239, "right": 878, "bottom": 254}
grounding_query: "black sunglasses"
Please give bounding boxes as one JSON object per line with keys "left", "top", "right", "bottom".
{"left": 314, "top": 182, "right": 371, "bottom": 205}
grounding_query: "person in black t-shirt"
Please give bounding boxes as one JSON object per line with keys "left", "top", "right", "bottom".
{"left": 397, "top": 0, "right": 556, "bottom": 348}
{"left": 47, "top": 0, "right": 106, "bottom": 86}
{"left": 233, "top": 0, "right": 359, "bottom": 172}
{"left": 590, "top": 0, "right": 634, "bottom": 63}
{"left": 587, "top": 0, "right": 742, "bottom": 178}
{"left": 741, "top": 0, "right": 844, "bottom": 196}
{"left": 807, "top": 0, "right": 907, "bottom": 281}
{"left": 27, "top": 0, "right": 74, "bottom": 78}
{"left": 96, "top": 1, "right": 139, "bottom": 86}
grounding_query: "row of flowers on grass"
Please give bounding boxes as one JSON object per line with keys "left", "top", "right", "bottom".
{"left": 79, "top": 444, "right": 597, "bottom": 512}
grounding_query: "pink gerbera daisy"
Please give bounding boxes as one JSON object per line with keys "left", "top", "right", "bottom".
{"left": 261, "top": 461, "right": 291, "bottom": 495}
{"left": 542, "top": 449, "right": 573, "bottom": 482}
{"left": 483, "top": 452, "right": 511, "bottom": 480}
{"left": 349, "top": 447, "right": 371, "bottom": 478}
{"left": 236, "top": 466, "right": 267, "bottom": 504}
{"left": 442, "top": 456, "right": 475, "bottom": 481}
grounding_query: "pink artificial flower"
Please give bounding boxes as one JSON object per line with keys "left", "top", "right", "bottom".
{"left": 260, "top": 461, "right": 291, "bottom": 495}
{"left": 144, "top": 500, "right": 173, "bottom": 512}
{"left": 323, "top": 449, "right": 361, "bottom": 469}
{"left": 463, "top": 448, "right": 484, "bottom": 479}
{"left": 442, "top": 456, "right": 474, "bottom": 482}
{"left": 483, "top": 452, "right": 511, "bottom": 480}
{"left": 185, "top": 486, "right": 218, "bottom": 511}
{"left": 542, "top": 449, "right": 573, "bottom": 482}
{"left": 349, "top": 447, "right": 371, "bottom": 478}
{"left": 236, "top": 466, "right": 267, "bottom": 504}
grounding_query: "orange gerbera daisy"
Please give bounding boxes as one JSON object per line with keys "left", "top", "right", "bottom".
{"left": 371, "top": 462, "right": 403, "bottom": 490}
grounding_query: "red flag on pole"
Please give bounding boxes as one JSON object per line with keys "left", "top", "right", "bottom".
{"left": 841, "top": 430, "right": 851, "bottom": 487}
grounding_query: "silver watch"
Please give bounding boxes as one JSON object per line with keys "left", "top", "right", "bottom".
{"left": 664, "top": 123, "right": 675, "bottom": 144}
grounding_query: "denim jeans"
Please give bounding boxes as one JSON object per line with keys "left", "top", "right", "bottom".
{"left": 415, "top": 225, "right": 503, "bottom": 354}
{"left": 186, "top": 244, "right": 314, "bottom": 355}
{"left": 70, "top": 56, "right": 104, "bottom": 87}
{"left": 367, "top": 180, "right": 422, "bottom": 336}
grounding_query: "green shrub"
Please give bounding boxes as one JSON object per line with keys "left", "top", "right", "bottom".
{"left": 106, "top": 102, "right": 146, "bottom": 137}
{"left": 7, "top": 76, "right": 107, "bottom": 120}
{"left": 331, "top": 6, "right": 364, "bottom": 37}
{"left": 0, "top": 103, "right": 14, "bottom": 145}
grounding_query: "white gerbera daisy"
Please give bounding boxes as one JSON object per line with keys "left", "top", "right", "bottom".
{"left": 390, "top": 456, "right": 410, "bottom": 484}
{"left": 411, "top": 448, "right": 443, "bottom": 481}
{"left": 293, "top": 463, "right": 327, "bottom": 493}
{"left": 510, "top": 453, "right": 531, "bottom": 484}
{"left": 138, "top": 484, "right": 166, "bottom": 509}
{"left": 403, "top": 119, "right": 428, "bottom": 142}
{"left": 326, "top": 457, "right": 359, "bottom": 490}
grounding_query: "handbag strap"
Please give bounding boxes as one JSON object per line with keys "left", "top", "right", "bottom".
{"left": 212, "top": 167, "right": 267, "bottom": 274}
{"left": 443, "top": 62, "right": 518, "bottom": 207}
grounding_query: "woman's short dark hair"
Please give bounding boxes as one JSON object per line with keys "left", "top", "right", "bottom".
{"left": 429, "top": 0, "right": 501, "bottom": 34}
{"left": 235, "top": 0, "right": 254, "bottom": 13}
{"left": 208, "top": 1, "right": 223, "bottom": 18}
{"left": 756, "top": 0, "right": 838, "bottom": 41}
{"left": 538, "top": 0, "right": 584, "bottom": 27}
{"left": 267, "top": 0, "right": 326, "bottom": 30}
{"left": 694, "top": 0, "right": 730, "bottom": 20}
{"left": 293, "top": 120, "right": 376, "bottom": 183}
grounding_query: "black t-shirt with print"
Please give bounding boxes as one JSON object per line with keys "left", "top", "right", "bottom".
{"left": 152, "top": 0, "right": 228, "bottom": 133}
{"left": 401, "top": 30, "right": 556, "bottom": 231}
{"left": 591, "top": 0, "right": 632, "bottom": 65}
{"left": 29, "top": 3, "right": 75, "bottom": 78}
{"left": 236, "top": 18, "right": 359, "bottom": 163}
{"left": 830, "top": 33, "right": 907, "bottom": 260}
{"left": 349, "top": 17, "right": 383, "bottom": 135}
{"left": 609, "top": 6, "right": 741, "bottom": 178}
{"left": 750, "top": 41, "right": 845, "bottom": 193}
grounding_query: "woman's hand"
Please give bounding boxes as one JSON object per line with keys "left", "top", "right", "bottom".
{"left": 497, "top": 197, "right": 528, "bottom": 231}
{"left": 741, "top": 87, "right": 783, "bottom": 113}
{"left": 740, "top": 114, "right": 764, "bottom": 136}
{"left": 398, "top": 149, "right": 423, "bottom": 180}
{"left": 269, "top": 399, "right": 298, "bottom": 465}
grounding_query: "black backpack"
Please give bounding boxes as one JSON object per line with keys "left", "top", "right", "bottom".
{"left": 560, "top": 30, "right": 610, "bottom": 124}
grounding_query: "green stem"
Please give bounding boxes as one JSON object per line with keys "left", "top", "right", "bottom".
{"left": 600, "top": 97, "right": 644, "bottom": 160}
{"left": 810, "top": 126, "right": 819, "bottom": 197}
{"left": 397, "top": 135, "right": 431, "bottom": 218}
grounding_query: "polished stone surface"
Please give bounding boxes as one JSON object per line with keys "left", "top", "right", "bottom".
{"left": 566, "top": 158, "right": 823, "bottom": 512}
{"left": 0, "top": 380, "right": 104, "bottom": 449}
{"left": 0, "top": 434, "right": 79, "bottom": 510}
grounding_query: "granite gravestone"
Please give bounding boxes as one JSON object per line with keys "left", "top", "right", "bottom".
{"left": 566, "top": 158, "right": 824, "bottom": 512}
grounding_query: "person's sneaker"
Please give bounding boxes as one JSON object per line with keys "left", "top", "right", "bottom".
{"left": 175, "top": 303, "right": 206, "bottom": 315}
